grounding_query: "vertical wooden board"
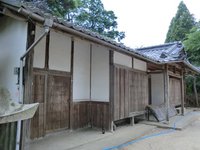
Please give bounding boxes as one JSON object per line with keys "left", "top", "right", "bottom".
{"left": 30, "top": 74, "right": 45, "bottom": 139}
{"left": 114, "top": 66, "right": 149, "bottom": 119}
{"left": 169, "top": 77, "right": 181, "bottom": 106}
{"left": 90, "top": 102, "right": 109, "bottom": 130}
{"left": 124, "top": 69, "right": 129, "bottom": 117}
{"left": 72, "top": 102, "right": 89, "bottom": 129}
{"left": 0, "top": 123, "right": 17, "bottom": 150}
{"left": 169, "top": 78, "right": 173, "bottom": 105}
{"left": 114, "top": 66, "right": 120, "bottom": 121}
{"left": 120, "top": 68, "right": 125, "bottom": 119}
{"left": 128, "top": 71, "right": 148, "bottom": 113}
{"left": 128, "top": 70, "right": 133, "bottom": 114}
{"left": 38, "top": 103, "right": 44, "bottom": 137}
{"left": 46, "top": 75, "right": 70, "bottom": 132}
{"left": 145, "top": 74, "right": 149, "bottom": 106}
{"left": 133, "top": 72, "right": 138, "bottom": 111}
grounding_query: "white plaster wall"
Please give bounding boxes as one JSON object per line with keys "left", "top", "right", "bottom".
{"left": 151, "top": 73, "right": 164, "bottom": 106}
{"left": 49, "top": 30, "right": 71, "bottom": 72}
{"left": 133, "top": 58, "right": 147, "bottom": 71}
{"left": 114, "top": 52, "right": 132, "bottom": 68}
{"left": 33, "top": 25, "right": 46, "bottom": 68}
{"left": 0, "top": 16, "right": 27, "bottom": 102}
{"left": 73, "top": 39, "right": 90, "bottom": 101}
{"left": 91, "top": 44, "right": 109, "bottom": 102}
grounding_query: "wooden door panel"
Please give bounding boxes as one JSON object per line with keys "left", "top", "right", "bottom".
{"left": 169, "top": 77, "right": 181, "bottom": 106}
{"left": 46, "top": 75, "right": 70, "bottom": 132}
{"left": 113, "top": 66, "right": 148, "bottom": 121}
{"left": 30, "top": 71, "right": 70, "bottom": 139}
{"left": 30, "top": 74, "right": 45, "bottom": 139}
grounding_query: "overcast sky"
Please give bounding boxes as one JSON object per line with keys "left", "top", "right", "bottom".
{"left": 101, "top": 0, "right": 200, "bottom": 48}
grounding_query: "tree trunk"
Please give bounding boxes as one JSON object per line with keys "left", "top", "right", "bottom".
{"left": 193, "top": 76, "right": 199, "bottom": 107}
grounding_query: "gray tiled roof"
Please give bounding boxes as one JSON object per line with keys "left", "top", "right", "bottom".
{"left": 1, "top": 0, "right": 200, "bottom": 73}
{"left": 136, "top": 42, "right": 187, "bottom": 63}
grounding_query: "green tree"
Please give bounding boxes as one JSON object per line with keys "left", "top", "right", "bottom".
{"left": 184, "top": 22, "right": 200, "bottom": 106}
{"left": 22, "top": 0, "right": 125, "bottom": 41}
{"left": 165, "top": 1, "right": 195, "bottom": 43}
{"left": 47, "top": 0, "right": 81, "bottom": 18}
{"left": 22, "top": 0, "right": 81, "bottom": 18}
{"left": 184, "top": 22, "right": 200, "bottom": 65}
{"left": 70, "top": 0, "right": 125, "bottom": 41}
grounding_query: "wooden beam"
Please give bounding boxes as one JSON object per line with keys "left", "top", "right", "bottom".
{"left": 45, "top": 32, "right": 50, "bottom": 69}
{"left": 109, "top": 50, "right": 114, "bottom": 131}
{"left": 89, "top": 44, "right": 92, "bottom": 127}
{"left": 181, "top": 69, "right": 185, "bottom": 115}
{"left": 20, "top": 22, "right": 35, "bottom": 150}
{"left": 69, "top": 38, "right": 74, "bottom": 130}
{"left": 164, "top": 64, "right": 169, "bottom": 121}
{"left": 168, "top": 71, "right": 182, "bottom": 79}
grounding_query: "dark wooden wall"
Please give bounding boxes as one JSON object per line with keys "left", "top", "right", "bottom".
{"left": 72, "top": 101, "right": 110, "bottom": 130}
{"left": 113, "top": 66, "right": 148, "bottom": 121}
{"left": 0, "top": 122, "right": 17, "bottom": 150}
{"left": 30, "top": 69, "right": 71, "bottom": 139}
{"left": 169, "top": 77, "right": 181, "bottom": 106}
{"left": 90, "top": 102, "right": 109, "bottom": 130}
{"left": 72, "top": 102, "right": 89, "bottom": 129}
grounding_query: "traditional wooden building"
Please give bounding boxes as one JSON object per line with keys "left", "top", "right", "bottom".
{"left": 0, "top": 1, "right": 199, "bottom": 149}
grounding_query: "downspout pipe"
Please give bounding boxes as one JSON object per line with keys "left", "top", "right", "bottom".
{"left": 18, "top": 21, "right": 51, "bottom": 150}
{"left": 19, "top": 27, "right": 49, "bottom": 103}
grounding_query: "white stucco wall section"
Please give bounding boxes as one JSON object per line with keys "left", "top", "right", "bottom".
{"left": 0, "top": 16, "right": 27, "bottom": 102}
{"left": 114, "top": 52, "right": 132, "bottom": 68}
{"left": 73, "top": 39, "right": 90, "bottom": 101}
{"left": 33, "top": 25, "right": 46, "bottom": 68}
{"left": 91, "top": 44, "right": 109, "bottom": 102}
{"left": 49, "top": 30, "right": 71, "bottom": 72}
{"left": 133, "top": 58, "right": 147, "bottom": 71}
{"left": 151, "top": 73, "right": 164, "bottom": 106}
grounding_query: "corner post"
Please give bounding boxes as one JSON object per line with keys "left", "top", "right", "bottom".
{"left": 164, "top": 64, "right": 169, "bottom": 121}
{"left": 109, "top": 50, "right": 114, "bottom": 131}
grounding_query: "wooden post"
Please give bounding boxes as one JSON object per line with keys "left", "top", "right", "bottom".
{"left": 69, "top": 38, "right": 74, "bottom": 130}
{"left": 164, "top": 64, "right": 169, "bottom": 121}
{"left": 109, "top": 50, "right": 114, "bottom": 131}
{"left": 20, "top": 22, "right": 35, "bottom": 150}
{"left": 193, "top": 76, "right": 199, "bottom": 107}
{"left": 181, "top": 69, "right": 185, "bottom": 115}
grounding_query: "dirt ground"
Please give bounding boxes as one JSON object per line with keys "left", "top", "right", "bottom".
{"left": 120, "top": 118, "right": 200, "bottom": 150}
{"left": 29, "top": 110, "right": 200, "bottom": 150}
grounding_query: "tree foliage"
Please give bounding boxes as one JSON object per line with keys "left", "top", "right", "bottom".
{"left": 165, "top": 1, "right": 195, "bottom": 43}
{"left": 184, "top": 22, "right": 200, "bottom": 65}
{"left": 47, "top": 0, "right": 81, "bottom": 17}
{"left": 183, "top": 23, "right": 200, "bottom": 105}
{"left": 22, "top": 0, "right": 125, "bottom": 41}
{"left": 70, "top": 0, "right": 125, "bottom": 41}
{"left": 22, "top": 0, "right": 81, "bottom": 17}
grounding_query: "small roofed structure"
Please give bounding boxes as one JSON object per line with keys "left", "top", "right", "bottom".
{"left": 136, "top": 42, "right": 200, "bottom": 121}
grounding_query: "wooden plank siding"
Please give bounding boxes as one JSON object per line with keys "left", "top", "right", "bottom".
{"left": 72, "top": 102, "right": 89, "bottom": 129}
{"left": 30, "top": 74, "right": 45, "bottom": 139}
{"left": 113, "top": 66, "right": 148, "bottom": 121}
{"left": 46, "top": 75, "right": 70, "bottom": 132}
{"left": 90, "top": 102, "right": 109, "bottom": 130}
{"left": 169, "top": 77, "right": 182, "bottom": 106}
{"left": 0, "top": 122, "right": 17, "bottom": 150}
{"left": 72, "top": 102, "right": 110, "bottom": 130}
{"left": 30, "top": 69, "right": 71, "bottom": 139}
